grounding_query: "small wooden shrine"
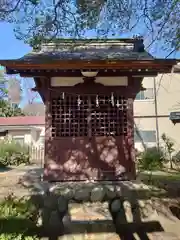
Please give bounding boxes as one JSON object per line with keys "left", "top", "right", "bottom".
{"left": 0, "top": 38, "right": 177, "bottom": 181}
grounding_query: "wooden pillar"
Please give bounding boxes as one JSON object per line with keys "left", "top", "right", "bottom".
{"left": 126, "top": 97, "right": 136, "bottom": 179}
{"left": 43, "top": 77, "right": 52, "bottom": 179}
{"left": 125, "top": 76, "right": 144, "bottom": 179}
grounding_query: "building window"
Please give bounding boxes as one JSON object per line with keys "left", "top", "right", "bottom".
{"left": 0, "top": 130, "right": 8, "bottom": 137}
{"left": 11, "top": 103, "right": 18, "bottom": 108}
{"left": 13, "top": 136, "right": 25, "bottom": 145}
{"left": 135, "top": 88, "right": 154, "bottom": 100}
{"left": 51, "top": 94, "right": 128, "bottom": 137}
{"left": 134, "top": 129, "right": 156, "bottom": 143}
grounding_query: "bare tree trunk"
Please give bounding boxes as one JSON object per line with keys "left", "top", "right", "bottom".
{"left": 170, "top": 155, "right": 173, "bottom": 169}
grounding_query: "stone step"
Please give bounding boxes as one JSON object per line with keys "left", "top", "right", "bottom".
{"left": 148, "top": 232, "right": 180, "bottom": 240}
{"left": 66, "top": 202, "right": 119, "bottom": 240}
{"left": 69, "top": 202, "right": 112, "bottom": 221}
{"left": 40, "top": 232, "right": 180, "bottom": 240}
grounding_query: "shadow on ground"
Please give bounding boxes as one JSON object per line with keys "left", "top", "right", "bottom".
{"left": 1, "top": 166, "right": 180, "bottom": 239}
{"left": 2, "top": 178, "right": 180, "bottom": 240}
{"left": 0, "top": 166, "right": 13, "bottom": 173}
{"left": 0, "top": 216, "right": 165, "bottom": 240}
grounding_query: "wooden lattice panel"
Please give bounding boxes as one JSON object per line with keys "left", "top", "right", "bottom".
{"left": 51, "top": 94, "right": 127, "bottom": 137}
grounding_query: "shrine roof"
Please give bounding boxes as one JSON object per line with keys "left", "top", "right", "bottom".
{"left": 17, "top": 38, "right": 154, "bottom": 62}
{"left": 0, "top": 38, "right": 178, "bottom": 74}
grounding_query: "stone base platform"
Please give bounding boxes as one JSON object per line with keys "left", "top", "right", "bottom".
{"left": 42, "top": 181, "right": 158, "bottom": 220}
{"left": 32, "top": 181, "right": 180, "bottom": 239}
{"left": 48, "top": 181, "right": 121, "bottom": 202}
{"left": 44, "top": 181, "right": 152, "bottom": 202}
{"left": 37, "top": 181, "right": 155, "bottom": 237}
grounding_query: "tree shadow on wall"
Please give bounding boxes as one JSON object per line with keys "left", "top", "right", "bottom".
{"left": 134, "top": 121, "right": 147, "bottom": 151}
{"left": 44, "top": 134, "right": 136, "bottom": 181}
{"left": 44, "top": 96, "right": 148, "bottom": 182}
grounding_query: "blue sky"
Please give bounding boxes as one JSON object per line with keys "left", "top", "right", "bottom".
{"left": 0, "top": 23, "right": 41, "bottom": 105}
{"left": 0, "top": 23, "right": 31, "bottom": 59}
{"left": 0, "top": 22, "right": 179, "bottom": 106}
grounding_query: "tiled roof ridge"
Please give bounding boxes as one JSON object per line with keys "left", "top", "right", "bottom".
{"left": 34, "top": 43, "right": 134, "bottom": 55}
{"left": 31, "top": 37, "right": 143, "bottom": 53}
{"left": 35, "top": 37, "right": 142, "bottom": 44}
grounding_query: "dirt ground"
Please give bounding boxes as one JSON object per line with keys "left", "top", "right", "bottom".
{"left": 1, "top": 165, "right": 180, "bottom": 239}
{"left": 0, "top": 165, "right": 42, "bottom": 198}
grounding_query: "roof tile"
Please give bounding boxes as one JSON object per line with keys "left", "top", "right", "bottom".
{"left": 19, "top": 39, "right": 154, "bottom": 63}
{"left": 0, "top": 116, "right": 45, "bottom": 126}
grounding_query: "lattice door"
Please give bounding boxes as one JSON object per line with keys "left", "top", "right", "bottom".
{"left": 51, "top": 94, "right": 127, "bottom": 138}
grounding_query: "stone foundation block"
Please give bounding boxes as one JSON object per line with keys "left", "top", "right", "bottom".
{"left": 90, "top": 186, "right": 106, "bottom": 202}
{"left": 110, "top": 198, "right": 122, "bottom": 213}
{"left": 74, "top": 188, "right": 90, "bottom": 201}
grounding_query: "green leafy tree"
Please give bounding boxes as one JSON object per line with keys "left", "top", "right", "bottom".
{"left": 138, "top": 147, "right": 165, "bottom": 172}
{"left": 0, "top": 194, "right": 39, "bottom": 240}
{"left": 0, "top": 99, "right": 25, "bottom": 117}
{"left": 0, "top": 0, "right": 179, "bottom": 55}
{"left": 0, "top": 71, "right": 24, "bottom": 116}
{"left": 138, "top": 147, "right": 165, "bottom": 183}
{"left": 0, "top": 70, "right": 8, "bottom": 99}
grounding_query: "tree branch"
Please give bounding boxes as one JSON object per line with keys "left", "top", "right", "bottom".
{"left": 0, "top": 0, "right": 22, "bottom": 13}
{"left": 165, "top": 46, "right": 180, "bottom": 59}
{"left": 147, "top": 0, "right": 179, "bottom": 49}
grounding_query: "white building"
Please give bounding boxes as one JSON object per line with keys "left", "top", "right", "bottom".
{"left": 134, "top": 65, "right": 180, "bottom": 152}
